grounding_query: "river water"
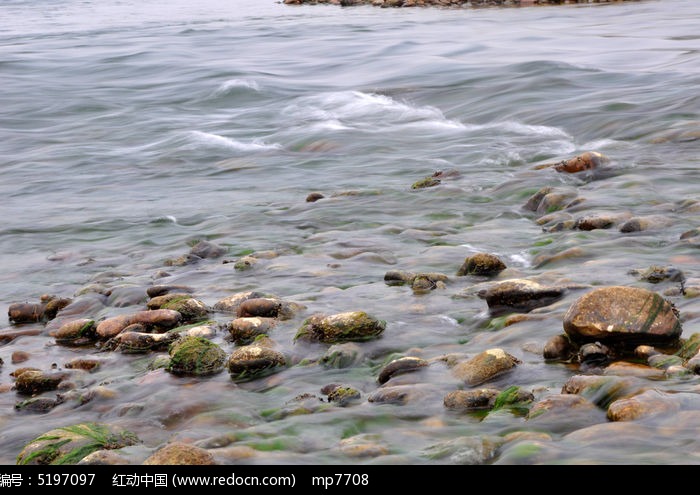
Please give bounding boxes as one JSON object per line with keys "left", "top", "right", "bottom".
{"left": 1, "top": 0, "right": 700, "bottom": 465}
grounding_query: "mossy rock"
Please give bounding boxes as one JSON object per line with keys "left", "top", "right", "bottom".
{"left": 294, "top": 311, "right": 386, "bottom": 344}
{"left": 167, "top": 336, "right": 226, "bottom": 376}
{"left": 16, "top": 423, "right": 139, "bottom": 465}
{"left": 147, "top": 294, "right": 209, "bottom": 322}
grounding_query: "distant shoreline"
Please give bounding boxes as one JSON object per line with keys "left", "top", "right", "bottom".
{"left": 283, "top": 0, "right": 642, "bottom": 7}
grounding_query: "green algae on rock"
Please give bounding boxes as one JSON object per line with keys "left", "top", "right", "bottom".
{"left": 167, "top": 335, "right": 227, "bottom": 376}
{"left": 16, "top": 422, "right": 139, "bottom": 465}
{"left": 52, "top": 318, "right": 96, "bottom": 346}
{"left": 147, "top": 293, "right": 209, "bottom": 322}
{"left": 227, "top": 344, "right": 286, "bottom": 381}
{"left": 456, "top": 253, "right": 506, "bottom": 277}
{"left": 294, "top": 311, "right": 386, "bottom": 344}
{"left": 14, "top": 370, "right": 69, "bottom": 395}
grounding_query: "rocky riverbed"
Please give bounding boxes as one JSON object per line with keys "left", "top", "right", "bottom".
{"left": 5, "top": 146, "right": 700, "bottom": 465}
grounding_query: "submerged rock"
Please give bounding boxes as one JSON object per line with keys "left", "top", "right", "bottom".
{"left": 227, "top": 344, "right": 286, "bottom": 381}
{"left": 104, "top": 331, "right": 179, "bottom": 354}
{"left": 607, "top": 389, "right": 680, "bottom": 422}
{"left": 52, "top": 319, "right": 96, "bottom": 346}
{"left": 147, "top": 294, "right": 209, "bottom": 322}
{"left": 144, "top": 442, "right": 216, "bottom": 465}
{"left": 478, "top": 279, "right": 566, "bottom": 315}
{"left": 8, "top": 302, "right": 46, "bottom": 324}
{"left": 14, "top": 370, "right": 69, "bottom": 395}
{"left": 235, "top": 297, "right": 303, "bottom": 320}
{"left": 377, "top": 357, "right": 429, "bottom": 384}
{"left": 189, "top": 240, "right": 227, "bottom": 259}
{"left": 167, "top": 336, "right": 227, "bottom": 376}
{"left": 457, "top": 253, "right": 506, "bottom": 277}
{"left": 543, "top": 334, "right": 575, "bottom": 361}
{"left": 619, "top": 215, "right": 674, "bottom": 233}
{"left": 451, "top": 348, "right": 521, "bottom": 386}
{"left": 563, "top": 286, "right": 682, "bottom": 346}
{"left": 15, "top": 396, "right": 64, "bottom": 414}
{"left": 96, "top": 309, "right": 182, "bottom": 339}
{"left": 212, "top": 291, "right": 271, "bottom": 314}
{"left": 225, "top": 317, "right": 276, "bottom": 344}
{"left": 444, "top": 389, "right": 500, "bottom": 411}
{"left": 326, "top": 385, "right": 362, "bottom": 406}
{"left": 16, "top": 422, "right": 139, "bottom": 465}
{"left": 553, "top": 151, "right": 608, "bottom": 174}
{"left": 320, "top": 343, "right": 363, "bottom": 368}
{"left": 294, "top": 311, "right": 386, "bottom": 344}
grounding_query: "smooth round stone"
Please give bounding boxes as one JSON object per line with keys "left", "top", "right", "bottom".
{"left": 144, "top": 442, "right": 216, "bottom": 465}
{"left": 451, "top": 348, "right": 521, "bottom": 386}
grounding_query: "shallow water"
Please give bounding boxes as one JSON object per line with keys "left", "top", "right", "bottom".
{"left": 1, "top": 0, "right": 700, "bottom": 465}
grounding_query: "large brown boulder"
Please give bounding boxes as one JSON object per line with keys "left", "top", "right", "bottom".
{"left": 563, "top": 286, "right": 682, "bottom": 346}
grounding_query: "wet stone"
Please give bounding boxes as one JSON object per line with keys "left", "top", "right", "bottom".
{"left": 147, "top": 294, "right": 209, "bottom": 322}
{"left": 225, "top": 317, "right": 276, "bottom": 344}
{"left": 167, "top": 336, "right": 227, "bottom": 376}
{"left": 327, "top": 386, "right": 362, "bottom": 406}
{"left": 647, "top": 353, "right": 684, "bottom": 370}
{"left": 78, "top": 450, "right": 131, "bottom": 465}
{"left": 306, "top": 192, "right": 325, "bottom": 202}
{"left": 11, "top": 351, "right": 30, "bottom": 364}
{"left": 383, "top": 270, "right": 417, "bottom": 286}
{"left": 96, "top": 309, "right": 182, "bottom": 339}
{"left": 619, "top": 215, "right": 673, "bottom": 233}
{"left": 444, "top": 389, "right": 500, "bottom": 411}
{"left": 15, "top": 396, "right": 64, "bottom": 414}
{"left": 377, "top": 357, "right": 429, "bottom": 385}
{"left": 294, "top": 311, "right": 386, "bottom": 344}
{"left": 578, "top": 342, "right": 611, "bottom": 367}
{"left": 561, "top": 374, "right": 645, "bottom": 408}
{"left": 607, "top": 389, "right": 680, "bottom": 422}
{"left": 16, "top": 422, "right": 139, "bottom": 465}
{"left": 64, "top": 358, "right": 101, "bottom": 372}
{"left": 451, "top": 348, "right": 520, "bottom": 386}
{"left": 53, "top": 319, "right": 96, "bottom": 346}
{"left": 214, "top": 291, "right": 269, "bottom": 314}
{"left": 236, "top": 297, "right": 302, "bottom": 320}
{"left": 552, "top": 151, "right": 609, "bottom": 174}
{"left": 676, "top": 333, "right": 700, "bottom": 360}
{"left": 14, "top": 370, "right": 69, "bottom": 395}
{"left": 629, "top": 265, "right": 685, "bottom": 284}
{"left": 8, "top": 302, "right": 46, "bottom": 324}
{"left": 146, "top": 285, "right": 194, "bottom": 298}
{"left": 563, "top": 286, "right": 682, "bottom": 346}
{"left": 144, "top": 442, "right": 216, "bottom": 465}
{"left": 456, "top": 253, "right": 506, "bottom": 277}
{"left": 320, "top": 343, "right": 363, "bottom": 368}
{"left": 227, "top": 344, "right": 286, "bottom": 381}
{"left": 478, "top": 279, "right": 566, "bottom": 315}
{"left": 543, "top": 334, "right": 575, "bottom": 361}
{"left": 367, "top": 385, "right": 418, "bottom": 405}
{"left": 105, "top": 331, "right": 179, "bottom": 354}
{"left": 189, "top": 240, "right": 227, "bottom": 259}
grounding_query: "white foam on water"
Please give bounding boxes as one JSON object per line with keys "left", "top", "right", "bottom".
{"left": 214, "top": 78, "right": 260, "bottom": 94}
{"left": 283, "top": 90, "right": 465, "bottom": 132}
{"left": 188, "top": 131, "right": 281, "bottom": 151}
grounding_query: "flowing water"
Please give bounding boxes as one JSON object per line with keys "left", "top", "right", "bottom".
{"left": 2, "top": 0, "right": 700, "bottom": 465}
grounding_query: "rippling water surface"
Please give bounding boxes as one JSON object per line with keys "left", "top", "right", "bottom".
{"left": 2, "top": 0, "right": 700, "bottom": 465}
